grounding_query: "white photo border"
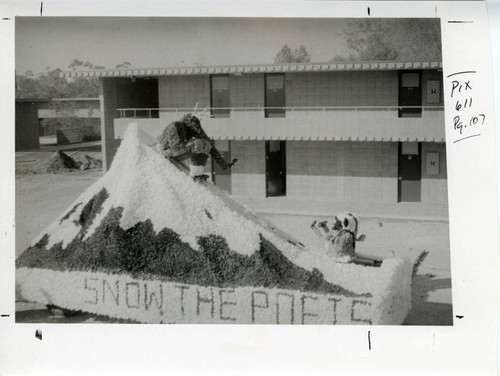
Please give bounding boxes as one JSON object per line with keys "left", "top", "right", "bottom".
{"left": 1, "top": 1, "right": 499, "bottom": 375}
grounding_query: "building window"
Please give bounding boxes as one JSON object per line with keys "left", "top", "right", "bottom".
{"left": 211, "top": 75, "right": 230, "bottom": 118}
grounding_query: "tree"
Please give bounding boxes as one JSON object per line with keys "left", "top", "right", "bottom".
{"left": 274, "top": 45, "right": 293, "bottom": 63}
{"left": 330, "top": 19, "right": 442, "bottom": 62}
{"left": 274, "top": 44, "right": 312, "bottom": 63}
{"left": 115, "top": 61, "right": 132, "bottom": 69}
{"left": 16, "top": 60, "right": 104, "bottom": 138}
{"left": 68, "top": 59, "right": 105, "bottom": 71}
{"left": 15, "top": 67, "right": 69, "bottom": 99}
{"left": 293, "top": 45, "right": 312, "bottom": 63}
{"left": 65, "top": 59, "right": 102, "bottom": 97}
{"left": 15, "top": 71, "right": 44, "bottom": 99}
{"left": 68, "top": 59, "right": 85, "bottom": 70}
{"left": 15, "top": 59, "right": 106, "bottom": 99}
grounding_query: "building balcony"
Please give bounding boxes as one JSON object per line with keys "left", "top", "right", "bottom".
{"left": 113, "top": 106, "right": 445, "bottom": 142}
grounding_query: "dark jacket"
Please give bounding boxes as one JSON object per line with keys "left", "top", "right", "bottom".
{"left": 158, "top": 119, "right": 229, "bottom": 168}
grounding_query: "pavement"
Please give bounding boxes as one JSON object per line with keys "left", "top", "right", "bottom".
{"left": 238, "top": 196, "right": 449, "bottom": 222}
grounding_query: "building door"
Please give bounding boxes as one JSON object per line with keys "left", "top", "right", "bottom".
{"left": 211, "top": 75, "right": 230, "bottom": 118}
{"left": 398, "top": 142, "right": 421, "bottom": 202}
{"left": 211, "top": 140, "right": 231, "bottom": 193}
{"left": 265, "top": 74, "right": 285, "bottom": 118}
{"left": 266, "top": 140, "right": 286, "bottom": 197}
{"left": 399, "top": 70, "right": 422, "bottom": 117}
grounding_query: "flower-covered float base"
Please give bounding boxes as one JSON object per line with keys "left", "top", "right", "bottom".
{"left": 15, "top": 124, "right": 420, "bottom": 325}
{"left": 16, "top": 255, "right": 413, "bottom": 325}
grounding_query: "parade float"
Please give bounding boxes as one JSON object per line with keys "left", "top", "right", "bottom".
{"left": 16, "top": 124, "right": 424, "bottom": 325}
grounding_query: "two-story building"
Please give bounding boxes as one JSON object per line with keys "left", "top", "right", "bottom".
{"left": 64, "top": 61, "right": 447, "bottom": 217}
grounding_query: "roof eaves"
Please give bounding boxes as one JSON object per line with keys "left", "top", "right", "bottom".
{"left": 61, "top": 60, "right": 443, "bottom": 78}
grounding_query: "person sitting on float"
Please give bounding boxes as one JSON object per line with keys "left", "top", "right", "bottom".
{"left": 310, "top": 212, "right": 359, "bottom": 261}
{"left": 157, "top": 111, "right": 237, "bottom": 181}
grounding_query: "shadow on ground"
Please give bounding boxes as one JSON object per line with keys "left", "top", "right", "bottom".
{"left": 403, "top": 274, "right": 453, "bottom": 326}
{"left": 16, "top": 309, "right": 97, "bottom": 323}
{"left": 16, "top": 307, "right": 135, "bottom": 324}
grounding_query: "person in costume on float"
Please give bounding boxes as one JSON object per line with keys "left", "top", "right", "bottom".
{"left": 310, "top": 212, "right": 359, "bottom": 261}
{"left": 157, "top": 112, "right": 237, "bottom": 181}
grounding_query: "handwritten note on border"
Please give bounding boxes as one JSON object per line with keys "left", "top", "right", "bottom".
{"left": 447, "top": 71, "right": 486, "bottom": 143}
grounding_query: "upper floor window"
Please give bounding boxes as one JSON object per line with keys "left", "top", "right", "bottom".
{"left": 211, "top": 75, "right": 230, "bottom": 118}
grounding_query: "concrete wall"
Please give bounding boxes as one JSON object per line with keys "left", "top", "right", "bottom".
{"left": 157, "top": 70, "right": 445, "bottom": 110}
{"left": 115, "top": 108, "right": 445, "bottom": 143}
{"left": 158, "top": 76, "right": 210, "bottom": 115}
{"left": 286, "top": 71, "right": 399, "bottom": 107}
{"left": 226, "top": 140, "right": 448, "bottom": 206}
{"left": 38, "top": 99, "right": 101, "bottom": 118}
{"left": 230, "top": 141, "right": 266, "bottom": 198}
{"left": 16, "top": 101, "right": 40, "bottom": 151}
{"left": 229, "top": 74, "right": 265, "bottom": 108}
{"left": 159, "top": 74, "right": 265, "bottom": 112}
{"left": 286, "top": 141, "right": 398, "bottom": 203}
{"left": 150, "top": 70, "right": 444, "bottom": 145}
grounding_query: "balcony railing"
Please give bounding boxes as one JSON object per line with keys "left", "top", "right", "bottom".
{"left": 116, "top": 106, "right": 444, "bottom": 119}
{"left": 114, "top": 106, "right": 445, "bottom": 142}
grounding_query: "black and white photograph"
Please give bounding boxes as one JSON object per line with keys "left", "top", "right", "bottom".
{"left": 14, "top": 16, "right": 451, "bottom": 326}
{"left": 1, "top": 1, "right": 500, "bottom": 374}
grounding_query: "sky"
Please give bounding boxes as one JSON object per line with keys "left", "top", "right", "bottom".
{"left": 15, "top": 17, "right": 351, "bottom": 74}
